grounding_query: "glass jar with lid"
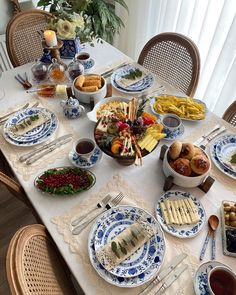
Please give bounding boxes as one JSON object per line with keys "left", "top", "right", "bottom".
{"left": 49, "top": 58, "right": 66, "bottom": 83}
{"left": 31, "top": 59, "right": 48, "bottom": 82}
{"left": 67, "top": 58, "right": 84, "bottom": 81}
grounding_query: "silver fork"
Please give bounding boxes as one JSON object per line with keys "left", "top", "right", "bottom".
{"left": 71, "top": 194, "right": 112, "bottom": 226}
{"left": 72, "top": 192, "right": 124, "bottom": 235}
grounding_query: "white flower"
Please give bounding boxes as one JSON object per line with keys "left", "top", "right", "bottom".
{"left": 56, "top": 19, "right": 76, "bottom": 39}
{"left": 72, "top": 13, "right": 85, "bottom": 29}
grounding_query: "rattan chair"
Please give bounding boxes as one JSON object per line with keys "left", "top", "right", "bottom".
{"left": 222, "top": 100, "right": 236, "bottom": 126}
{"left": 6, "top": 9, "right": 52, "bottom": 67}
{"left": 6, "top": 224, "right": 78, "bottom": 295}
{"left": 138, "top": 32, "right": 200, "bottom": 97}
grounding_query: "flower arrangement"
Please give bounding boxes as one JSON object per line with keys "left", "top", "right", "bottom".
{"left": 37, "top": 0, "right": 128, "bottom": 44}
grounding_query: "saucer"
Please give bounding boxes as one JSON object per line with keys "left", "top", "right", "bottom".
{"left": 163, "top": 124, "right": 185, "bottom": 141}
{"left": 69, "top": 147, "right": 102, "bottom": 168}
{"left": 84, "top": 59, "right": 95, "bottom": 71}
{"left": 194, "top": 261, "right": 231, "bottom": 295}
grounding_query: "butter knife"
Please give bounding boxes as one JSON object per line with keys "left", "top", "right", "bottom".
{"left": 194, "top": 124, "right": 220, "bottom": 146}
{"left": 138, "top": 253, "right": 187, "bottom": 295}
{"left": 101, "top": 62, "right": 130, "bottom": 77}
{"left": 26, "top": 137, "right": 72, "bottom": 165}
{"left": 19, "top": 134, "right": 73, "bottom": 162}
{"left": 155, "top": 264, "right": 188, "bottom": 295}
{"left": 200, "top": 126, "right": 226, "bottom": 149}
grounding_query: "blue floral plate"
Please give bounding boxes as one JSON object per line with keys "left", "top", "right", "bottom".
{"left": 155, "top": 191, "right": 206, "bottom": 238}
{"left": 194, "top": 261, "right": 231, "bottom": 295}
{"left": 88, "top": 205, "right": 165, "bottom": 287}
{"left": 111, "top": 64, "right": 154, "bottom": 94}
{"left": 69, "top": 147, "right": 102, "bottom": 169}
{"left": 210, "top": 136, "right": 236, "bottom": 180}
{"left": 3, "top": 108, "right": 58, "bottom": 147}
{"left": 163, "top": 123, "right": 185, "bottom": 141}
{"left": 214, "top": 134, "right": 236, "bottom": 174}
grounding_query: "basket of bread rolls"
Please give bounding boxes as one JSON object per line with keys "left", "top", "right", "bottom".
{"left": 163, "top": 141, "right": 211, "bottom": 188}
{"left": 73, "top": 74, "right": 107, "bottom": 104}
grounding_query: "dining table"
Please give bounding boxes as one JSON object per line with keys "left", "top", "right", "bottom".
{"left": 0, "top": 39, "right": 236, "bottom": 295}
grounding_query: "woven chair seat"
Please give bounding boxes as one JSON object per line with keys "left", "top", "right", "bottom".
{"left": 222, "top": 100, "right": 236, "bottom": 126}
{"left": 6, "top": 224, "right": 77, "bottom": 295}
{"left": 6, "top": 9, "right": 52, "bottom": 67}
{"left": 138, "top": 32, "right": 200, "bottom": 97}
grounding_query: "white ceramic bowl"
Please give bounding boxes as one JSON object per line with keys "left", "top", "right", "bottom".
{"left": 163, "top": 146, "right": 211, "bottom": 188}
{"left": 73, "top": 74, "right": 107, "bottom": 104}
{"left": 87, "top": 96, "right": 130, "bottom": 122}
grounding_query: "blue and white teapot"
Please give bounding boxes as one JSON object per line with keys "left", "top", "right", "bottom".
{"left": 60, "top": 97, "right": 85, "bottom": 119}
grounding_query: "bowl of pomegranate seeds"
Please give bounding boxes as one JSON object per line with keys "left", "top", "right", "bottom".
{"left": 34, "top": 166, "right": 96, "bottom": 195}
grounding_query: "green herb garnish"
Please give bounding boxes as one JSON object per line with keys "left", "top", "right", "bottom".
{"left": 111, "top": 241, "right": 120, "bottom": 258}
{"left": 230, "top": 153, "right": 236, "bottom": 164}
{"left": 131, "top": 230, "right": 138, "bottom": 240}
{"left": 122, "top": 68, "right": 142, "bottom": 80}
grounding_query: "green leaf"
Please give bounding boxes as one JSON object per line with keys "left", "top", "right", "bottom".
{"left": 114, "top": 0, "right": 129, "bottom": 12}
{"left": 230, "top": 154, "right": 236, "bottom": 164}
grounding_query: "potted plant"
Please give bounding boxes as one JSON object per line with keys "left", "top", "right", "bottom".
{"left": 37, "top": 0, "right": 128, "bottom": 58}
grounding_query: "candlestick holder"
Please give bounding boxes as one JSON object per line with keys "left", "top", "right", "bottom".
{"left": 42, "top": 40, "right": 63, "bottom": 62}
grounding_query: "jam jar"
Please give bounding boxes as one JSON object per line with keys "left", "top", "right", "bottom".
{"left": 49, "top": 58, "right": 66, "bottom": 83}
{"left": 67, "top": 58, "right": 84, "bottom": 81}
{"left": 31, "top": 59, "right": 48, "bottom": 82}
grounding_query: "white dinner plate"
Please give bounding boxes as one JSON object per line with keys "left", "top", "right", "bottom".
{"left": 155, "top": 191, "right": 206, "bottom": 238}
{"left": 88, "top": 205, "right": 165, "bottom": 287}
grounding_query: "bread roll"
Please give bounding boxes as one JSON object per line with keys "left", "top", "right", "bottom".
{"left": 75, "top": 75, "right": 85, "bottom": 89}
{"left": 194, "top": 147, "right": 204, "bottom": 157}
{"left": 81, "top": 86, "right": 98, "bottom": 92}
{"left": 169, "top": 141, "right": 182, "bottom": 160}
{"left": 180, "top": 143, "right": 195, "bottom": 160}
{"left": 173, "top": 158, "right": 192, "bottom": 176}
{"left": 190, "top": 155, "right": 210, "bottom": 175}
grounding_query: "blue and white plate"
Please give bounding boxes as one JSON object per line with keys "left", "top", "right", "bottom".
{"left": 155, "top": 191, "right": 206, "bottom": 238}
{"left": 163, "top": 124, "right": 185, "bottom": 141}
{"left": 69, "top": 147, "right": 102, "bottom": 169}
{"left": 88, "top": 205, "right": 165, "bottom": 287}
{"left": 111, "top": 65, "right": 154, "bottom": 94}
{"left": 194, "top": 261, "right": 231, "bottom": 295}
{"left": 94, "top": 208, "right": 158, "bottom": 278}
{"left": 210, "top": 136, "right": 236, "bottom": 180}
{"left": 3, "top": 108, "right": 58, "bottom": 147}
{"left": 214, "top": 134, "right": 236, "bottom": 174}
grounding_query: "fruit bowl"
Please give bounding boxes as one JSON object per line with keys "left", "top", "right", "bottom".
{"left": 94, "top": 98, "right": 165, "bottom": 166}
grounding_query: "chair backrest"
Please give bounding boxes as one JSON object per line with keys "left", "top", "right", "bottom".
{"left": 222, "top": 100, "right": 236, "bottom": 126}
{"left": 6, "top": 9, "right": 52, "bottom": 67}
{"left": 6, "top": 224, "right": 77, "bottom": 295}
{"left": 138, "top": 32, "right": 200, "bottom": 97}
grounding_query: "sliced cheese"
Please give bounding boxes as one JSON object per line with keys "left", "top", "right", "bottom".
{"left": 187, "top": 198, "right": 200, "bottom": 223}
{"left": 160, "top": 202, "right": 170, "bottom": 224}
{"left": 164, "top": 200, "right": 175, "bottom": 224}
{"left": 174, "top": 200, "right": 183, "bottom": 224}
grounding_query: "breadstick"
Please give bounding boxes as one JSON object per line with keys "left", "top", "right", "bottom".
{"left": 75, "top": 75, "right": 85, "bottom": 89}
{"left": 81, "top": 86, "right": 98, "bottom": 92}
{"left": 83, "top": 80, "right": 102, "bottom": 88}
{"left": 84, "top": 75, "right": 101, "bottom": 81}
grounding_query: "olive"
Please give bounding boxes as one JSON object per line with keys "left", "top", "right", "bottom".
{"left": 230, "top": 221, "right": 236, "bottom": 227}
{"left": 224, "top": 206, "right": 231, "bottom": 212}
{"left": 230, "top": 206, "right": 236, "bottom": 212}
{"left": 229, "top": 212, "right": 236, "bottom": 221}
{"left": 225, "top": 214, "right": 230, "bottom": 221}
{"left": 224, "top": 202, "right": 230, "bottom": 207}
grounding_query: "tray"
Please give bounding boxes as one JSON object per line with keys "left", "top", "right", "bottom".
{"left": 221, "top": 200, "right": 236, "bottom": 258}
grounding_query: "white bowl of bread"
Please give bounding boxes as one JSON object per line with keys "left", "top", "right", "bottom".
{"left": 73, "top": 74, "right": 106, "bottom": 104}
{"left": 163, "top": 141, "right": 211, "bottom": 188}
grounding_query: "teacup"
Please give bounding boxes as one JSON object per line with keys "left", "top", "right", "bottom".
{"left": 161, "top": 114, "right": 182, "bottom": 139}
{"left": 208, "top": 266, "right": 236, "bottom": 295}
{"left": 74, "top": 138, "right": 96, "bottom": 161}
{"left": 75, "top": 52, "right": 92, "bottom": 70}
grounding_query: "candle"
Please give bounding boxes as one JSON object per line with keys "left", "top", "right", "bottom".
{"left": 44, "top": 30, "right": 57, "bottom": 47}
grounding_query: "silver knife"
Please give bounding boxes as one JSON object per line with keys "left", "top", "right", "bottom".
{"left": 19, "top": 134, "right": 73, "bottom": 162}
{"left": 200, "top": 126, "right": 226, "bottom": 149}
{"left": 101, "top": 62, "right": 130, "bottom": 77}
{"left": 0, "top": 103, "right": 29, "bottom": 122}
{"left": 155, "top": 264, "right": 188, "bottom": 295}
{"left": 138, "top": 253, "right": 187, "bottom": 295}
{"left": 194, "top": 124, "right": 220, "bottom": 146}
{"left": 26, "top": 137, "right": 72, "bottom": 165}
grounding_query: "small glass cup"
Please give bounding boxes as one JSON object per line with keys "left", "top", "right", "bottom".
{"left": 67, "top": 58, "right": 84, "bottom": 81}
{"left": 49, "top": 58, "right": 66, "bottom": 83}
{"left": 31, "top": 59, "right": 48, "bottom": 83}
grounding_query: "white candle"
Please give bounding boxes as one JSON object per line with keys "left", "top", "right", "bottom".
{"left": 44, "top": 30, "right": 57, "bottom": 47}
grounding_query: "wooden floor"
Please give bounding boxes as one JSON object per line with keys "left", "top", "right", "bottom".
{"left": 0, "top": 184, "right": 36, "bottom": 294}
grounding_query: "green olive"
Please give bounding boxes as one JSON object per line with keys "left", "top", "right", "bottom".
{"left": 225, "top": 214, "right": 230, "bottom": 221}
{"left": 230, "top": 206, "right": 236, "bottom": 212}
{"left": 229, "top": 212, "right": 236, "bottom": 221}
{"left": 230, "top": 221, "right": 236, "bottom": 227}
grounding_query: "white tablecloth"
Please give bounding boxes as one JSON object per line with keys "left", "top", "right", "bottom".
{"left": 0, "top": 40, "right": 235, "bottom": 295}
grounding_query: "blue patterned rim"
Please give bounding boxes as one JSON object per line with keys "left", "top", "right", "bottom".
{"left": 69, "top": 147, "right": 102, "bottom": 169}
{"left": 84, "top": 58, "right": 95, "bottom": 71}
{"left": 88, "top": 205, "right": 165, "bottom": 287}
{"left": 163, "top": 124, "right": 185, "bottom": 141}
{"left": 214, "top": 134, "right": 236, "bottom": 174}
{"left": 3, "top": 107, "right": 58, "bottom": 147}
{"left": 210, "top": 135, "right": 236, "bottom": 180}
{"left": 155, "top": 191, "right": 206, "bottom": 238}
{"left": 194, "top": 261, "right": 232, "bottom": 295}
{"left": 111, "top": 65, "right": 154, "bottom": 94}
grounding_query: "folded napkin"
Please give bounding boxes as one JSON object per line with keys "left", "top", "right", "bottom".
{"left": 96, "top": 220, "right": 156, "bottom": 271}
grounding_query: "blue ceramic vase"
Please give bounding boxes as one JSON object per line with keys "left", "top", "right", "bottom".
{"left": 59, "top": 37, "right": 81, "bottom": 59}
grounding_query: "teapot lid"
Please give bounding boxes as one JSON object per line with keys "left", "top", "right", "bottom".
{"left": 65, "top": 97, "right": 79, "bottom": 107}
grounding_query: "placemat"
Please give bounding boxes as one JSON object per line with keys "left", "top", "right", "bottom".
{"left": 52, "top": 174, "right": 198, "bottom": 295}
